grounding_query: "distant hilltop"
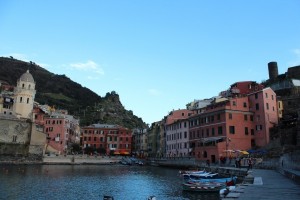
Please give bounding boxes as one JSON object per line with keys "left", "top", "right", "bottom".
{"left": 0, "top": 56, "right": 147, "bottom": 129}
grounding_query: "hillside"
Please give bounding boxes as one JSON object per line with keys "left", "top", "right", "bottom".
{"left": 0, "top": 56, "right": 147, "bottom": 129}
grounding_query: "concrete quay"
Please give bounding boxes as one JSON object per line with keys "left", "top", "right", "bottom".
{"left": 43, "top": 155, "right": 122, "bottom": 165}
{"left": 222, "top": 168, "right": 300, "bottom": 200}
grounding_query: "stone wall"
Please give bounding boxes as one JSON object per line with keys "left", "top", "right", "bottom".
{"left": 0, "top": 143, "right": 29, "bottom": 155}
{"left": 0, "top": 117, "right": 31, "bottom": 144}
{"left": 279, "top": 150, "right": 300, "bottom": 171}
{"left": 0, "top": 117, "right": 31, "bottom": 156}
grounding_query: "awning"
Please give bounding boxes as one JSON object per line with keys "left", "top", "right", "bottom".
{"left": 114, "top": 151, "right": 120, "bottom": 155}
{"left": 200, "top": 136, "right": 225, "bottom": 143}
{"left": 121, "top": 152, "right": 130, "bottom": 155}
{"left": 237, "top": 150, "right": 249, "bottom": 155}
{"left": 247, "top": 149, "right": 267, "bottom": 154}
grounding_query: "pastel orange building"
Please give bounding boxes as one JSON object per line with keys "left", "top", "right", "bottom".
{"left": 81, "top": 124, "right": 132, "bottom": 155}
{"left": 189, "top": 81, "right": 278, "bottom": 163}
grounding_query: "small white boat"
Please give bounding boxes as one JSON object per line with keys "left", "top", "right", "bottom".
{"left": 220, "top": 186, "right": 236, "bottom": 198}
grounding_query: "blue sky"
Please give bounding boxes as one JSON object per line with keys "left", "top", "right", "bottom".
{"left": 1, "top": 0, "right": 300, "bottom": 125}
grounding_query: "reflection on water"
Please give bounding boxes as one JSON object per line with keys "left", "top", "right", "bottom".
{"left": 0, "top": 165, "right": 221, "bottom": 200}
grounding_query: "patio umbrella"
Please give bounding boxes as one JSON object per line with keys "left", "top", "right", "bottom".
{"left": 239, "top": 150, "right": 249, "bottom": 155}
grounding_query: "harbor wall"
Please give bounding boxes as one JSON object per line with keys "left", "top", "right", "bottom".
{"left": 42, "top": 155, "right": 122, "bottom": 165}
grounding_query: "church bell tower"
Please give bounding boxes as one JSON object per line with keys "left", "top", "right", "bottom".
{"left": 13, "top": 70, "right": 36, "bottom": 119}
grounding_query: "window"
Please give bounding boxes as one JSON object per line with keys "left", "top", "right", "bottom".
{"left": 184, "top": 131, "right": 187, "bottom": 138}
{"left": 244, "top": 115, "right": 248, "bottom": 121}
{"left": 256, "top": 125, "right": 263, "bottom": 131}
{"left": 229, "top": 113, "right": 232, "bottom": 119}
{"left": 20, "top": 97, "right": 23, "bottom": 103}
{"left": 27, "top": 98, "right": 29, "bottom": 104}
{"left": 245, "top": 127, "right": 249, "bottom": 135}
{"left": 251, "top": 129, "right": 254, "bottom": 135}
{"left": 272, "top": 95, "right": 274, "bottom": 100}
{"left": 251, "top": 139, "right": 256, "bottom": 147}
{"left": 243, "top": 102, "right": 247, "bottom": 107}
{"left": 13, "top": 135, "right": 17, "bottom": 142}
{"left": 265, "top": 93, "right": 268, "bottom": 98}
{"left": 218, "top": 126, "right": 223, "bottom": 135}
{"left": 217, "top": 114, "right": 220, "bottom": 120}
{"left": 266, "top": 103, "right": 269, "bottom": 110}
{"left": 211, "top": 128, "right": 215, "bottom": 136}
{"left": 206, "top": 129, "right": 209, "bottom": 137}
{"left": 232, "top": 101, "right": 236, "bottom": 106}
{"left": 250, "top": 115, "right": 254, "bottom": 121}
{"left": 229, "top": 126, "right": 235, "bottom": 134}
{"left": 255, "top": 93, "right": 258, "bottom": 99}
{"left": 256, "top": 103, "right": 259, "bottom": 110}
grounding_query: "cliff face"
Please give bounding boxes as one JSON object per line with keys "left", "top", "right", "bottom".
{"left": 0, "top": 57, "right": 147, "bottom": 129}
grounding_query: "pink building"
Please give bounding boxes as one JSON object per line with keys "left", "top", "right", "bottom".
{"left": 189, "top": 82, "right": 278, "bottom": 163}
{"left": 165, "top": 109, "right": 194, "bottom": 157}
{"left": 33, "top": 105, "right": 79, "bottom": 155}
{"left": 44, "top": 116, "right": 66, "bottom": 154}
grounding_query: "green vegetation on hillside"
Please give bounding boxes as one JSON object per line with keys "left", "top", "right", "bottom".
{"left": 0, "top": 57, "right": 147, "bottom": 129}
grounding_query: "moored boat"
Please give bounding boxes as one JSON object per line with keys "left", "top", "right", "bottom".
{"left": 183, "top": 172, "right": 219, "bottom": 178}
{"left": 220, "top": 186, "right": 236, "bottom": 197}
{"left": 183, "top": 174, "right": 237, "bottom": 184}
{"left": 182, "top": 182, "right": 225, "bottom": 192}
{"left": 179, "top": 169, "right": 206, "bottom": 175}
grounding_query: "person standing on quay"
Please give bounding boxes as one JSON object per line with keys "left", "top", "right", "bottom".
{"left": 247, "top": 158, "right": 253, "bottom": 171}
{"left": 206, "top": 159, "right": 210, "bottom": 167}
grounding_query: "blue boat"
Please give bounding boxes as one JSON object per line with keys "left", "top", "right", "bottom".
{"left": 183, "top": 174, "right": 237, "bottom": 184}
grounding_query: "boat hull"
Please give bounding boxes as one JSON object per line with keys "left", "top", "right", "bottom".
{"left": 182, "top": 182, "right": 225, "bottom": 193}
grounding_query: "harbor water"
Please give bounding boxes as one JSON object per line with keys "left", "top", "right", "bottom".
{"left": 0, "top": 164, "right": 221, "bottom": 200}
